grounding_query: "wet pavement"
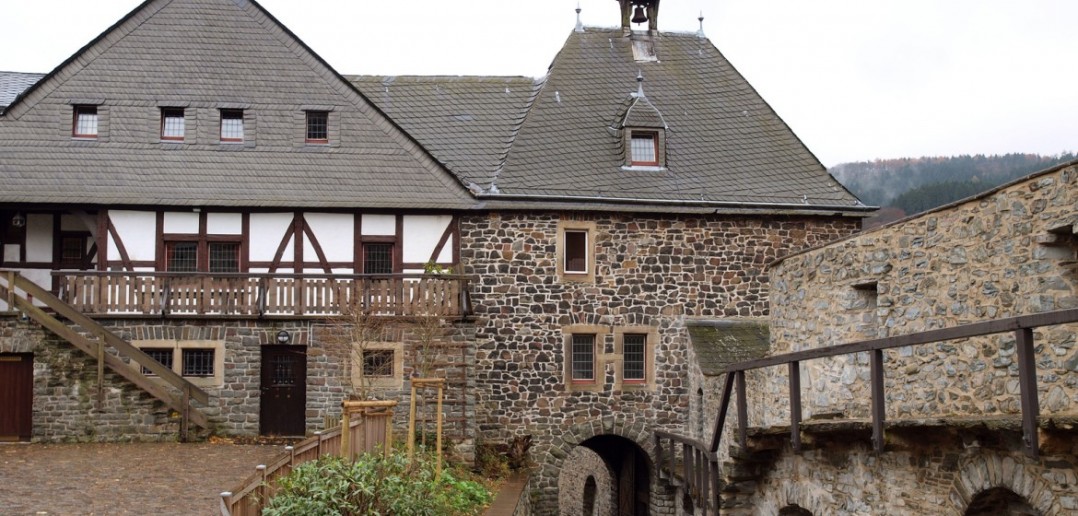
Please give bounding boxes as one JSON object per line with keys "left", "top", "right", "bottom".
{"left": 0, "top": 442, "right": 281, "bottom": 515}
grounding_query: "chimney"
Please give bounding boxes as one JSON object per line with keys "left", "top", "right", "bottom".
{"left": 618, "top": 0, "right": 660, "bottom": 32}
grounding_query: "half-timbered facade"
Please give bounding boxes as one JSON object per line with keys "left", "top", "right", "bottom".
{"left": 1, "top": 0, "right": 873, "bottom": 512}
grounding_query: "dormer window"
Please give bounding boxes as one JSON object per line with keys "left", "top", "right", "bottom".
{"left": 72, "top": 106, "right": 98, "bottom": 139}
{"left": 161, "top": 108, "right": 185, "bottom": 141}
{"left": 630, "top": 131, "right": 659, "bottom": 166}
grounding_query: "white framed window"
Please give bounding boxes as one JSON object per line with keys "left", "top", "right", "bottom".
{"left": 564, "top": 230, "right": 589, "bottom": 274}
{"left": 161, "top": 108, "right": 185, "bottom": 141}
{"left": 220, "top": 109, "right": 244, "bottom": 142}
{"left": 630, "top": 131, "right": 658, "bottom": 166}
{"left": 72, "top": 105, "right": 98, "bottom": 139}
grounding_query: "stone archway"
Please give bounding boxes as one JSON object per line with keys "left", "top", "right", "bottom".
{"left": 550, "top": 421, "right": 658, "bottom": 516}
{"left": 964, "top": 487, "right": 1040, "bottom": 516}
{"left": 779, "top": 504, "right": 813, "bottom": 516}
{"left": 949, "top": 451, "right": 1060, "bottom": 515}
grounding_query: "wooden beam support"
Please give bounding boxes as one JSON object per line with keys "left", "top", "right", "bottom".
{"left": 1015, "top": 327, "right": 1040, "bottom": 459}
{"left": 735, "top": 370, "right": 747, "bottom": 449}
{"left": 709, "top": 372, "right": 734, "bottom": 452}
{"left": 789, "top": 360, "right": 802, "bottom": 453}
{"left": 870, "top": 349, "right": 885, "bottom": 453}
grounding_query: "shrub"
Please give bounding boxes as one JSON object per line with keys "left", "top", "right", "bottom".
{"left": 264, "top": 450, "right": 492, "bottom": 516}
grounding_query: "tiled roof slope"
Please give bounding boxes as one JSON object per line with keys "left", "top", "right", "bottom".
{"left": 349, "top": 75, "right": 535, "bottom": 189}
{"left": 492, "top": 29, "right": 863, "bottom": 209}
{"left": 686, "top": 319, "right": 770, "bottom": 376}
{"left": 0, "top": 0, "right": 474, "bottom": 209}
{"left": 0, "top": 72, "right": 43, "bottom": 110}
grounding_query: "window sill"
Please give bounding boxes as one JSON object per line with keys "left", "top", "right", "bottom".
{"left": 621, "top": 165, "right": 666, "bottom": 172}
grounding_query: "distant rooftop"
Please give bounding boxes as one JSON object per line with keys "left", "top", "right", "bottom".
{"left": 0, "top": 72, "right": 43, "bottom": 110}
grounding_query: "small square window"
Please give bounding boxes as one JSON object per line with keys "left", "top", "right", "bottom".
{"left": 161, "top": 108, "right": 185, "bottom": 141}
{"left": 72, "top": 106, "right": 98, "bottom": 138}
{"left": 363, "top": 243, "right": 394, "bottom": 274}
{"left": 166, "top": 242, "right": 198, "bottom": 272}
{"left": 141, "top": 348, "right": 174, "bottom": 376}
{"left": 182, "top": 349, "right": 214, "bottom": 377}
{"left": 623, "top": 334, "right": 646, "bottom": 382}
{"left": 362, "top": 350, "right": 394, "bottom": 377}
{"left": 571, "top": 334, "right": 595, "bottom": 382}
{"left": 306, "top": 111, "right": 329, "bottom": 143}
{"left": 630, "top": 132, "right": 658, "bottom": 166}
{"left": 208, "top": 242, "right": 240, "bottom": 273}
{"left": 564, "top": 230, "right": 588, "bottom": 274}
{"left": 220, "top": 109, "right": 244, "bottom": 142}
{"left": 60, "top": 235, "right": 87, "bottom": 269}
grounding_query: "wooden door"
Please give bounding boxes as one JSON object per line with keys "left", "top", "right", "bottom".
{"left": 0, "top": 353, "right": 33, "bottom": 441}
{"left": 259, "top": 346, "right": 307, "bottom": 436}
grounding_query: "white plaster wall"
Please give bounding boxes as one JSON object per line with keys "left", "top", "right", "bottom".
{"left": 3, "top": 244, "right": 20, "bottom": 263}
{"left": 403, "top": 215, "right": 451, "bottom": 263}
{"left": 162, "top": 211, "right": 199, "bottom": 234}
{"left": 207, "top": 212, "right": 242, "bottom": 235}
{"left": 25, "top": 214, "right": 52, "bottom": 262}
{"left": 362, "top": 214, "right": 395, "bottom": 236}
{"left": 249, "top": 213, "right": 293, "bottom": 262}
{"left": 110, "top": 210, "right": 157, "bottom": 262}
{"left": 305, "top": 213, "right": 354, "bottom": 262}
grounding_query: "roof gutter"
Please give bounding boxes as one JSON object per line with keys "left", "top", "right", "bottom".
{"left": 477, "top": 192, "right": 878, "bottom": 213}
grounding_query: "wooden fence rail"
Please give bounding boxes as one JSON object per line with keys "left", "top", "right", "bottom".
{"left": 53, "top": 272, "right": 472, "bottom": 318}
{"left": 220, "top": 407, "right": 395, "bottom": 516}
{"left": 656, "top": 308, "right": 1078, "bottom": 515}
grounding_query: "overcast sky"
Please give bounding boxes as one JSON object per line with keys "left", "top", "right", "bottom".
{"left": 1, "top": 0, "right": 1075, "bottom": 166}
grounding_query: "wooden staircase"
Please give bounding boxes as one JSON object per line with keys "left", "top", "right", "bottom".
{"left": 1, "top": 270, "right": 212, "bottom": 439}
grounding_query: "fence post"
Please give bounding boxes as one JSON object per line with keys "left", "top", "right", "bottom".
{"left": 219, "top": 491, "right": 233, "bottom": 516}
{"left": 315, "top": 431, "right": 324, "bottom": 456}
{"left": 341, "top": 406, "right": 351, "bottom": 460}
{"left": 436, "top": 382, "right": 444, "bottom": 478}
{"left": 408, "top": 382, "right": 417, "bottom": 462}
{"left": 256, "top": 464, "right": 267, "bottom": 512}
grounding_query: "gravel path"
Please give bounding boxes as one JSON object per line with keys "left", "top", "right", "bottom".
{"left": 0, "top": 442, "right": 282, "bottom": 515}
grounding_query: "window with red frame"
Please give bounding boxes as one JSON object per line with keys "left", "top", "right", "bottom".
{"left": 72, "top": 106, "right": 98, "bottom": 139}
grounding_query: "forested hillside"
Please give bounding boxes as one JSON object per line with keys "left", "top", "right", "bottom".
{"left": 831, "top": 153, "right": 1075, "bottom": 226}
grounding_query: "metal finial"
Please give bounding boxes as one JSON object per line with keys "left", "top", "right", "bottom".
{"left": 697, "top": 11, "right": 706, "bottom": 38}
{"left": 636, "top": 70, "right": 645, "bottom": 97}
{"left": 575, "top": 2, "right": 584, "bottom": 32}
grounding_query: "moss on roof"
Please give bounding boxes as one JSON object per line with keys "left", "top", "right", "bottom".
{"left": 686, "top": 319, "right": 770, "bottom": 376}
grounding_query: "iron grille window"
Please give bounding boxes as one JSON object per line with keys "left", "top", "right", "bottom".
{"left": 208, "top": 242, "right": 240, "bottom": 273}
{"left": 166, "top": 242, "right": 198, "bottom": 272}
{"left": 564, "top": 230, "right": 588, "bottom": 274}
{"left": 271, "top": 355, "right": 294, "bottom": 386}
{"left": 72, "top": 106, "right": 98, "bottom": 138}
{"left": 182, "top": 349, "right": 214, "bottom": 377}
{"left": 141, "top": 348, "right": 174, "bottom": 376}
{"left": 306, "top": 111, "right": 328, "bottom": 143}
{"left": 571, "top": 334, "right": 595, "bottom": 381}
{"left": 161, "top": 108, "right": 185, "bottom": 141}
{"left": 362, "top": 350, "right": 394, "bottom": 377}
{"left": 630, "top": 132, "right": 658, "bottom": 165}
{"left": 364, "top": 243, "right": 393, "bottom": 274}
{"left": 220, "top": 109, "right": 244, "bottom": 142}
{"left": 623, "top": 334, "right": 646, "bottom": 382}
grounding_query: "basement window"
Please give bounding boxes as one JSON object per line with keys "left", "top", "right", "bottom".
{"left": 362, "top": 350, "right": 395, "bottom": 377}
{"left": 182, "top": 349, "right": 215, "bottom": 377}
{"left": 140, "top": 348, "right": 174, "bottom": 376}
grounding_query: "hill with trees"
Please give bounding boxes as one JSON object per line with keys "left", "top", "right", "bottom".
{"left": 831, "top": 153, "right": 1075, "bottom": 227}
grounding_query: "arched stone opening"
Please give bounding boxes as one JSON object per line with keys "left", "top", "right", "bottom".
{"left": 696, "top": 388, "right": 705, "bottom": 437}
{"left": 583, "top": 476, "right": 598, "bottom": 515}
{"left": 681, "top": 491, "right": 695, "bottom": 514}
{"left": 579, "top": 434, "right": 652, "bottom": 516}
{"left": 779, "top": 504, "right": 813, "bottom": 515}
{"left": 964, "top": 487, "right": 1041, "bottom": 516}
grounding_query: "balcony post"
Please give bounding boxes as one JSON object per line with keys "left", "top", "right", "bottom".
{"left": 1015, "top": 327, "right": 1040, "bottom": 459}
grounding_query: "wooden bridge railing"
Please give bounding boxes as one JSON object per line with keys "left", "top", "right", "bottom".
{"left": 53, "top": 271, "right": 473, "bottom": 318}
{"left": 655, "top": 308, "right": 1078, "bottom": 515}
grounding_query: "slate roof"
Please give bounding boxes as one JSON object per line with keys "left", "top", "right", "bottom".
{"left": 492, "top": 29, "right": 863, "bottom": 209}
{"left": 348, "top": 75, "right": 536, "bottom": 190}
{"left": 686, "top": 319, "right": 770, "bottom": 376}
{"left": 0, "top": 72, "right": 43, "bottom": 110}
{"left": 0, "top": 0, "right": 475, "bottom": 209}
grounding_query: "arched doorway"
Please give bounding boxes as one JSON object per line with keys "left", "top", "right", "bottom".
{"left": 779, "top": 504, "right": 813, "bottom": 515}
{"left": 965, "top": 487, "right": 1040, "bottom": 516}
{"left": 583, "top": 476, "right": 598, "bottom": 515}
{"left": 579, "top": 434, "right": 651, "bottom": 516}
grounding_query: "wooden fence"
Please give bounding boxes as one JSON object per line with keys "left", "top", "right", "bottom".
{"left": 219, "top": 406, "right": 395, "bottom": 516}
{"left": 54, "top": 272, "right": 471, "bottom": 318}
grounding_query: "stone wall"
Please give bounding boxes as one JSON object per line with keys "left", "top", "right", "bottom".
{"left": 1, "top": 315, "right": 476, "bottom": 443}
{"left": 459, "top": 210, "right": 859, "bottom": 513}
{"left": 558, "top": 446, "right": 615, "bottom": 516}
{"left": 761, "top": 163, "right": 1077, "bottom": 427}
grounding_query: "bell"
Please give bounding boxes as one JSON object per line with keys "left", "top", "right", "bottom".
{"left": 631, "top": 5, "right": 648, "bottom": 24}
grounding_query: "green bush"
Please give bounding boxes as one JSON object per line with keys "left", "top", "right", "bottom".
{"left": 263, "top": 451, "right": 492, "bottom": 516}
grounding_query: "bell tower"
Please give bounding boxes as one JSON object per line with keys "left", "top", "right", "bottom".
{"left": 618, "top": 0, "right": 660, "bottom": 31}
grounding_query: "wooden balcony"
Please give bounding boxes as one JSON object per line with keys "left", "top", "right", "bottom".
{"left": 53, "top": 272, "right": 472, "bottom": 318}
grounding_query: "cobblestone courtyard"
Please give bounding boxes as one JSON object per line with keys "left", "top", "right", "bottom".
{"left": 0, "top": 442, "right": 280, "bottom": 515}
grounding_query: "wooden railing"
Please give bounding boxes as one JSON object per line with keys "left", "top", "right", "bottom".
{"left": 655, "top": 308, "right": 1078, "bottom": 515}
{"left": 220, "top": 407, "right": 395, "bottom": 516}
{"left": 53, "top": 272, "right": 473, "bottom": 318}
{"left": 0, "top": 270, "right": 211, "bottom": 438}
